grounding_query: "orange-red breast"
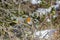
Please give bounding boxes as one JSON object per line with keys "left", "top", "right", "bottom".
{"left": 26, "top": 17, "right": 32, "bottom": 25}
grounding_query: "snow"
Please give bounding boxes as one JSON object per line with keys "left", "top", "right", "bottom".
{"left": 53, "top": 5, "right": 59, "bottom": 9}
{"left": 36, "top": 8, "right": 47, "bottom": 15}
{"left": 30, "top": 0, "right": 41, "bottom": 4}
{"left": 53, "top": 15, "right": 57, "bottom": 18}
{"left": 36, "top": 7, "right": 52, "bottom": 15}
{"left": 47, "top": 18, "right": 51, "bottom": 22}
{"left": 51, "top": 3, "right": 59, "bottom": 9}
{"left": 35, "top": 31, "right": 40, "bottom": 36}
{"left": 34, "top": 29, "right": 56, "bottom": 39}
{"left": 56, "top": 0, "right": 60, "bottom": 4}
{"left": 31, "top": 0, "right": 60, "bottom": 5}
{"left": 31, "top": 0, "right": 60, "bottom": 16}
{"left": 31, "top": 0, "right": 38, "bottom": 4}
{"left": 36, "top": 4, "right": 59, "bottom": 16}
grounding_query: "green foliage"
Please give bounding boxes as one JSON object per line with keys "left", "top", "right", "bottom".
{"left": 51, "top": 7, "right": 56, "bottom": 15}
{"left": 39, "top": 0, "right": 51, "bottom": 8}
{"left": 0, "top": 0, "right": 60, "bottom": 40}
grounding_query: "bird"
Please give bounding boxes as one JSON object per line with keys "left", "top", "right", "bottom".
{"left": 26, "top": 17, "right": 32, "bottom": 25}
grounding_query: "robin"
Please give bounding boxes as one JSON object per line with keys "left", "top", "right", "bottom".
{"left": 26, "top": 17, "right": 32, "bottom": 25}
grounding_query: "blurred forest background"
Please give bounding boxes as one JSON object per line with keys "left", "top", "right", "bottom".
{"left": 0, "top": 0, "right": 60, "bottom": 40}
